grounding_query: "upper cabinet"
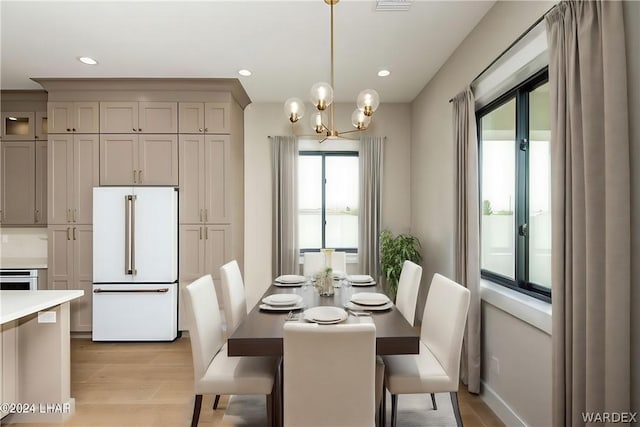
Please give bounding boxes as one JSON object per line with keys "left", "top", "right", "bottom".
{"left": 100, "top": 102, "right": 178, "bottom": 133}
{"left": 1, "top": 141, "right": 36, "bottom": 225}
{"left": 48, "top": 102, "right": 99, "bottom": 134}
{"left": 178, "top": 102, "right": 230, "bottom": 134}
{"left": 2, "top": 112, "right": 35, "bottom": 140}
{"left": 36, "top": 112, "right": 48, "bottom": 140}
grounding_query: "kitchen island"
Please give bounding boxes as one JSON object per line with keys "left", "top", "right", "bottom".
{"left": 1, "top": 290, "right": 82, "bottom": 423}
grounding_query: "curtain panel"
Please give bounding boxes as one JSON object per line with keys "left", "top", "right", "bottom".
{"left": 452, "top": 87, "right": 481, "bottom": 394}
{"left": 358, "top": 136, "right": 384, "bottom": 281}
{"left": 546, "top": 1, "right": 631, "bottom": 425}
{"left": 271, "top": 136, "right": 299, "bottom": 276}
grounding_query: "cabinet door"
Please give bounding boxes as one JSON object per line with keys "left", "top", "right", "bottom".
{"left": 179, "top": 135, "right": 205, "bottom": 223}
{"left": 1, "top": 141, "right": 35, "bottom": 224}
{"left": 139, "top": 102, "right": 178, "bottom": 133}
{"left": 179, "top": 225, "right": 206, "bottom": 282}
{"left": 1, "top": 323, "right": 19, "bottom": 415}
{"left": 71, "top": 226, "right": 93, "bottom": 332}
{"left": 204, "top": 135, "right": 230, "bottom": 223}
{"left": 204, "top": 102, "right": 230, "bottom": 134}
{"left": 178, "top": 102, "right": 205, "bottom": 133}
{"left": 138, "top": 134, "right": 178, "bottom": 185}
{"left": 99, "top": 134, "right": 137, "bottom": 185}
{"left": 35, "top": 140, "right": 47, "bottom": 225}
{"left": 74, "top": 135, "right": 100, "bottom": 223}
{"left": 48, "top": 226, "right": 74, "bottom": 291}
{"left": 204, "top": 225, "right": 230, "bottom": 301}
{"left": 2, "top": 112, "right": 35, "bottom": 140}
{"left": 48, "top": 135, "right": 74, "bottom": 224}
{"left": 48, "top": 102, "right": 73, "bottom": 133}
{"left": 74, "top": 102, "right": 100, "bottom": 133}
{"left": 36, "top": 111, "right": 48, "bottom": 140}
{"left": 100, "top": 102, "right": 138, "bottom": 133}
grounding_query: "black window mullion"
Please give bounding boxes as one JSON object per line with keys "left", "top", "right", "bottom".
{"left": 515, "top": 89, "right": 529, "bottom": 287}
{"left": 321, "top": 153, "right": 327, "bottom": 249}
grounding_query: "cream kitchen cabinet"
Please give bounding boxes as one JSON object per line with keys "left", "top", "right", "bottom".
{"left": 35, "top": 140, "right": 48, "bottom": 224}
{"left": 48, "top": 134, "right": 99, "bottom": 225}
{"left": 48, "top": 225, "right": 93, "bottom": 332}
{"left": 178, "top": 102, "right": 230, "bottom": 134}
{"left": 2, "top": 112, "right": 35, "bottom": 140}
{"left": 179, "top": 134, "right": 230, "bottom": 224}
{"left": 1, "top": 322, "right": 19, "bottom": 418}
{"left": 100, "top": 101, "right": 178, "bottom": 133}
{"left": 36, "top": 111, "right": 48, "bottom": 140}
{"left": 1, "top": 141, "right": 35, "bottom": 225}
{"left": 48, "top": 102, "right": 99, "bottom": 134}
{"left": 100, "top": 134, "right": 178, "bottom": 185}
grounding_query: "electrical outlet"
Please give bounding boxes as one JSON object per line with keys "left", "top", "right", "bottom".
{"left": 491, "top": 356, "right": 500, "bottom": 375}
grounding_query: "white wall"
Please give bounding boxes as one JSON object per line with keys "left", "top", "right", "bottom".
{"left": 243, "top": 102, "right": 411, "bottom": 308}
{"left": 409, "top": 1, "right": 555, "bottom": 425}
{"left": 623, "top": 0, "right": 640, "bottom": 416}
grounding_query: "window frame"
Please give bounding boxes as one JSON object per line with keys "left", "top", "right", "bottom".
{"left": 298, "top": 150, "right": 359, "bottom": 254}
{"left": 477, "top": 68, "right": 551, "bottom": 302}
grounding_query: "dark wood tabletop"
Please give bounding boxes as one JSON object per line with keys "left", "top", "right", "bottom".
{"left": 227, "top": 282, "right": 420, "bottom": 357}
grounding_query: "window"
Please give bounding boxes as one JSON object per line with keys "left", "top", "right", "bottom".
{"left": 298, "top": 151, "right": 359, "bottom": 252}
{"left": 477, "top": 69, "right": 551, "bottom": 301}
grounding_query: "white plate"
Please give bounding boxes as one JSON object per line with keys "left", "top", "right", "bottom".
{"left": 259, "top": 303, "right": 305, "bottom": 312}
{"left": 351, "top": 280, "right": 377, "bottom": 287}
{"left": 345, "top": 301, "right": 393, "bottom": 311}
{"left": 262, "top": 294, "right": 303, "bottom": 306}
{"left": 350, "top": 292, "right": 390, "bottom": 306}
{"left": 275, "top": 275, "right": 306, "bottom": 284}
{"left": 303, "top": 306, "right": 348, "bottom": 324}
{"left": 348, "top": 274, "right": 375, "bottom": 283}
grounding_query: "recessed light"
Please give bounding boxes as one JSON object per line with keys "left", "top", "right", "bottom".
{"left": 78, "top": 56, "right": 98, "bottom": 65}
{"left": 378, "top": 70, "right": 391, "bottom": 77}
{"left": 8, "top": 116, "right": 17, "bottom": 121}
{"left": 238, "top": 69, "right": 252, "bottom": 77}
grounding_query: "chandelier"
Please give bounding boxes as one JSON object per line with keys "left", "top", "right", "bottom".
{"left": 284, "top": 0, "right": 380, "bottom": 140}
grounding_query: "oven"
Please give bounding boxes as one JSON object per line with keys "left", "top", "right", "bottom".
{"left": 0, "top": 269, "right": 39, "bottom": 290}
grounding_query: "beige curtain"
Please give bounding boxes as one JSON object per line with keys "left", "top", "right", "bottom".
{"left": 546, "top": 2, "right": 631, "bottom": 425}
{"left": 452, "top": 86, "right": 481, "bottom": 394}
{"left": 358, "top": 136, "right": 384, "bottom": 280}
{"left": 271, "top": 136, "right": 299, "bottom": 276}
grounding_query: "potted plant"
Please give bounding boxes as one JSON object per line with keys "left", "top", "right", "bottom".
{"left": 379, "top": 229, "right": 422, "bottom": 298}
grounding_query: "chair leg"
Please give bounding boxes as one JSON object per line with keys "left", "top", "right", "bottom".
{"left": 391, "top": 394, "right": 398, "bottom": 427}
{"left": 430, "top": 392, "right": 438, "bottom": 410}
{"left": 380, "top": 382, "right": 386, "bottom": 427}
{"left": 212, "top": 394, "right": 220, "bottom": 410}
{"left": 450, "top": 392, "right": 463, "bottom": 427}
{"left": 191, "top": 394, "right": 202, "bottom": 427}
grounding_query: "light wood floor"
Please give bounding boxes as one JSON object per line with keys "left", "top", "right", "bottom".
{"left": 4, "top": 337, "right": 504, "bottom": 427}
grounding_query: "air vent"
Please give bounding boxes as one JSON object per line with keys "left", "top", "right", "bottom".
{"left": 375, "top": 0, "right": 413, "bottom": 11}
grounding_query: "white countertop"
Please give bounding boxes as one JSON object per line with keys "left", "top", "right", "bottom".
{"left": 0, "top": 257, "right": 48, "bottom": 269}
{"left": 0, "top": 290, "right": 83, "bottom": 324}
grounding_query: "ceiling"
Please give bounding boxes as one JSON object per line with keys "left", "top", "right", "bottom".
{"left": 0, "top": 0, "right": 495, "bottom": 104}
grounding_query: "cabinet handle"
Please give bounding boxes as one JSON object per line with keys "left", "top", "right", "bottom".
{"left": 133, "top": 170, "right": 137, "bottom": 183}
{"left": 67, "top": 208, "right": 71, "bottom": 222}
{"left": 204, "top": 128, "right": 208, "bottom": 132}
{"left": 73, "top": 227, "right": 77, "bottom": 240}
{"left": 138, "top": 128, "right": 142, "bottom": 132}
{"left": 66, "top": 128, "right": 71, "bottom": 132}
{"left": 205, "top": 227, "right": 208, "bottom": 240}
{"left": 199, "top": 209, "right": 203, "bottom": 222}
{"left": 73, "top": 209, "right": 77, "bottom": 223}
{"left": 35, "top": 210, "right": 39, "bottom": 222}
{"left": 138, "top": 170, "right": 143, "bottom": 183}
{"left": 199, "top": 128, "right": 203, "bottom": 132}
{"left": 72, "top": 128, "right": 76, "bottom": 132}
{"left": 204, "top": 209, "right": 208, "bottom": 222}
{"left": 133, "top": 128, "right": 137, "bottom": 132}
{"left": 199, "top": 227, "right": 203, "bottom": 240}
{"left": 67, "top": 227, "right": 71, "bottom": 241}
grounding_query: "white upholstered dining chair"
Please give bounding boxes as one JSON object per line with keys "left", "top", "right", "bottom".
{"left": 183, "top": 275, "right": 278, "bottom": 427}
{"left": 382, "top": 273, "right": 470, "bottom": 427}
{"left": 283, "top": 322, "right": 377, "bottom": 427}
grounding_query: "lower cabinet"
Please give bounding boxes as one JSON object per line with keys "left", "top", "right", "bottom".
{"left": 1, "top": 322, "right": 19, "bottom": 418}
{"left": 178, "top": 224, "right": 230, "bottom": 329}
{"left": 48, "top": 225, "right": 93, "bottom": 332}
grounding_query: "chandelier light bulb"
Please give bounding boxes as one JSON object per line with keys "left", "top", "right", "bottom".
{"left": 284, "top": 97, "right": 305, "bottom": 123}
{"left": 351, "top": 108, "right": 371, "bottom": 130}
{"left": 310, "top": 112, "right": 325, "bottom": 134}
{"left": 310, "top": 82, "right": 334, "bottom": 111}
{"left": 356, "top": 89, "right": 380, "bottom": 117}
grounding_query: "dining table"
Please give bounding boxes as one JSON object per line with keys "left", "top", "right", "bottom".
{"left": 227, "top": 279, "right": 420, "bottom": 357}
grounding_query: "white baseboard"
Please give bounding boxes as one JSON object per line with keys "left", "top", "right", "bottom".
{"left": 481, "top": 381, "right": 527, "bottom": 427}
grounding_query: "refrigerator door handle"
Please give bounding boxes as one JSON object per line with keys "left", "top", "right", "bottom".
{"left": 131, "top": 194, "right": 137, "bottom": 275}
{"left": 94, "top": 288, "right": 169, "bottom": 294}
{"left": 124, "top": 195, "right": 134, "bottom": 275}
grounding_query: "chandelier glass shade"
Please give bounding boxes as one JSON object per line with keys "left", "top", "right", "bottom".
{"left": 284, "top": 0, "right": 380, "bottom": 139}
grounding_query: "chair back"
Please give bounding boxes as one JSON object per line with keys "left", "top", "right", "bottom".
{"left": 395, "top": 260, "right": 423, "bottom": 326}
{"left": 183, "top": 275, "right": 225, "bottom": 382}
{"left": 303, "top": 251, "right": 348, "bottom": 276}
{"left": 421, "top": 273, "right": 470, "bottom": 387}
{"left": 220, "top": 260, "right": 247, "bottom": 335}
{"left": 283, "top": 322, "right": 376, "bottom": 427}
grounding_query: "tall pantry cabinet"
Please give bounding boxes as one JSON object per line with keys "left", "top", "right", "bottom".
{"left": 35, "top": 78, "right": 249, "bottom": 334}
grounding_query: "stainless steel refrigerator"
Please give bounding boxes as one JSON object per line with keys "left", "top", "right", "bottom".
{"left": 92, "top": 187, "right": 178, "bottom": 341}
